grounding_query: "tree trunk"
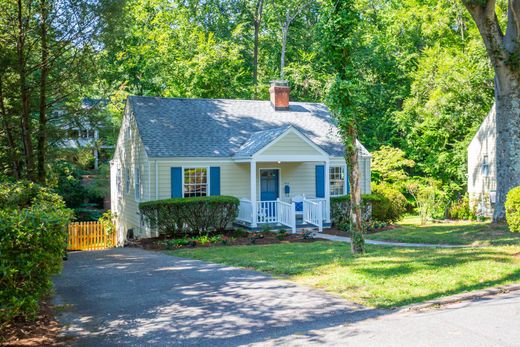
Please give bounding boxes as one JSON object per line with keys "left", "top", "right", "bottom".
{"left": 17, "top": 0, "right": 35, "bottom": 180}
{"left": 0, "top": 79, "right": 20, "bottom": 179}
{"left": 252, "top": 0, "right": 263, "bottom": 97}
{"left": 462, "top": 1, "right": 520, "bottom": 222}
{"left": 37, "top": 0, "right": 48, "bottom": 183}
{"left": 493, "top": 73, "right": 520, "bottom": 220}
{"left": 347, "top": 123, "right": 365, "bottom": 254}
{"left": 280, "top": 22, "right": 288, "bottom": 80}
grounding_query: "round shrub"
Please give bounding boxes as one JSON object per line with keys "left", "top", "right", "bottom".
{"left": 0, "top": 182, "right": 73, "bottom": 325}
{"left": 330, "top": 193, "right": 383, "bottom": 226}
{"left": 371, "top": 183, "right": 407, "bottom": 223}
{"left": 505, "top": 186, "right": 520, "bottom": 232}
{"left": 139, "top": 196, "right": 239, "bottom": 237}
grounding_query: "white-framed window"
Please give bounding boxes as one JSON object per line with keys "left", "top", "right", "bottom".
{"left": 183, "top": 167, "right": 208, "bottom": 197}
{"left": 116, "top": 166, "right": 122, "bottom": 195}
{"left": 135, "top": 167, "right": 142, "bottom": 200}
{"left": 330, "top": 165, "right": 346, "bottom": 196}
{"left": 125, "top": 168, "right": 130, "bottom": 194}
{"left": 482, "top": 155, "right": 490, "bottom": 177}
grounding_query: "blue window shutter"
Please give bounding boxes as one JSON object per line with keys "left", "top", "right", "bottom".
{"left": 346, "top": 165, "right": 351, "bottom": 194}
{"left": 315, "top": 165, "right": 325, "bottom": 198}
{"left": 210, "top": 167, "right": 221, "bottom": 196}
{"left": 171, "top": 167, "right": 182, "bottom": 198}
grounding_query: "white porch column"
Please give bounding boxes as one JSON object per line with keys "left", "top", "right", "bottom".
{"left": 324, "top": 159, "right": 331, "bottom": 223}
{"left": 250, "top": 160, "right": 257, "bottom": 227}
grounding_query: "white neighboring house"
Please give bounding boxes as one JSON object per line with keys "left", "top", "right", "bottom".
{"left": 468, "top": 104, "right": 497, "bottom": 216}
{"left": 110, "top": 84, "right": 371, "bottom": 241}
{"left": 56, "top": 99, "right": 112, "bottom": 170}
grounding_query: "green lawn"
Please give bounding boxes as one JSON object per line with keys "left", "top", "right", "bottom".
{"left": 366, "top": 216, "right": 520, "bottom": 246}
{"left": 171, "top": 241, "right": 520, "bottom": 308}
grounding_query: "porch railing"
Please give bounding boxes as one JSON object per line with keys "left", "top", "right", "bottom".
{"left": 303, "top": 199, "right": 323, "bottom": 232}
{"left": 306, "top": 198, "right": 328, "bottom": 223}
{"left": 277, "top": 199, "right": 296, "bottom": 233}
{"left": 237, "top": 197, "right": 325, "bottom": 233}
{"left": 237, "top": 198, "right": 253, "bottom": 224}
{"left": 257, "top": 200, "right": 278, "bottom": 224}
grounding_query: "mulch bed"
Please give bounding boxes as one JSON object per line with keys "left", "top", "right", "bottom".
{"left": 1, "top": 299, "right": 73, "bottom": 346}
{"left": 131, "top": 230, "right": 325, "bottom": 251}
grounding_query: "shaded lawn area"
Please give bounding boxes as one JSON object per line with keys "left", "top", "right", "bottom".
{"left": 171, "top": 241, "right": 520, "bottom": 308}
{"left": 366, "top": 216, "right": 520, "bottom": 246}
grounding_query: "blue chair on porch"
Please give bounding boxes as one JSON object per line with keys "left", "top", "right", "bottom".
{"left": 292, "top": 195, "right": 304, "bottom": 221}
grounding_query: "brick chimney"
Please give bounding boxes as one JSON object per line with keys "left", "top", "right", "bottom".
{"left": 269, "top": 80, "right": 290, "bottom": 111}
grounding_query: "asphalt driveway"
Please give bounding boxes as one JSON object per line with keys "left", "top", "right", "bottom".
{"left": 53, "top": 248, "right": 380, "bottom": 346}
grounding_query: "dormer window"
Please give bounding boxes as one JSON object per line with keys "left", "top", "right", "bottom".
{"left": 482, "top": 155, "right": 489, "bottom": 177}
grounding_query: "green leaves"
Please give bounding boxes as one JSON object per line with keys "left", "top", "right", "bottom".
{"left": 0, "top": 182, "right": 72, "bottom": 325}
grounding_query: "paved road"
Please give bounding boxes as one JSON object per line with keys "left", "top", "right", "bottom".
{"left": 53, "top": 248, "right": 380, "bottom": 346}
{"left": 54, "top": 248, "right": 520, "bottom": 346}
{"left": 254, "top": 291, "right": 520, "bottom": 346}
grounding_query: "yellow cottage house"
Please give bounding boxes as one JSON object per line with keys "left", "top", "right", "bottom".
{"left": 110, "top": 84, "right": 371, "bottom": 241}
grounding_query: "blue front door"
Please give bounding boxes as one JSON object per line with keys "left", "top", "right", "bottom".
{"left": 260, "top": 169, "right": 279, "bottom": 201}
{"left": 260, "top": 169, "right": 279, "bottom": 220}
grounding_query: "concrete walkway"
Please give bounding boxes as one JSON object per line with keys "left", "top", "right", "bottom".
{"left": 53, "top": 248, "right": 382, "bottom": 346}
{"left": 316, "top": 233, "right": 469, "bottom": 248}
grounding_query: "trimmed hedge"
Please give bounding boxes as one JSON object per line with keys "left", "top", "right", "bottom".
{"left": 505, "top": 187, "right": 520, "bottom": 232}
{"left": 0, "top": 182, "right": 72, "bottom": 325}
{"left": 139, "top": 196, "right": 239, "bottom": 236}
{"left": 330, "top": 193, "right": 383, "bottom": 227}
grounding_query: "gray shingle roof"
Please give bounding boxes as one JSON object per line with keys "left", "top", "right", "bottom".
{"left": 234, "top": 126, "right": 291, "bottom": 157}
{"left": 128, "top": 96, "right": 365, "bottom": 158}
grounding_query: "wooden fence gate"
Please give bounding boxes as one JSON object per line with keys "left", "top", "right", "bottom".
{"left": 67, "top": 221, "right": 116, "bottom": 251}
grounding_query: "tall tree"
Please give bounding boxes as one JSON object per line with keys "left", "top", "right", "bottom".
{"left": 16, "top": 0, "right": 35, "bottom": 179}
{"left": 37, "top": 0, "right": 49, "bottom": 183}
{"left": 462, "top": 0, "right": 520, "bottom": 221}
{"left": 272, "top": 0, "right": 313, "bottom": 80}
{"left": 252, "top": 0, "right": 264, "bottom": 94}
{"left": 319, "top": 0, "right": 365, "bottom": 254}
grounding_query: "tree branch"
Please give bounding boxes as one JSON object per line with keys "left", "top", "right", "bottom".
{"left": 463, "top": 1, "right": 506, "bottom": 69}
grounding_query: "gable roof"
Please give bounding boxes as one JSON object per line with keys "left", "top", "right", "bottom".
{"left": 128, "top": 96, "right": 368, "bottom": 158}
{"left": 234, "top": 126, "right": 291, "bottom": 158}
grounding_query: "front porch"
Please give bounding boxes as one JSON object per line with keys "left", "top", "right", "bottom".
{"left": 231, "top": 126, "right": 338, "bottom": 232}
{"left": 235, "top": 196, "right": 330, "bottom": 232}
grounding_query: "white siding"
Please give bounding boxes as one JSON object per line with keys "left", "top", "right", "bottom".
{"left": 112, "top": 107, "right": 150, "bottom": 239}
{"left": 468, "top": 105, "right": 496, "bottom": 215}
{"left": 151, "top": 157, "right": 370, "bottom": 202}
{"left": 261, "top": 132, "right": 323, "bottom": 156}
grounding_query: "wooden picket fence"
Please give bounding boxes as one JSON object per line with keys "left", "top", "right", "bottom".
{"left": 67, "top": 221, "right": 116, "bottom": 251}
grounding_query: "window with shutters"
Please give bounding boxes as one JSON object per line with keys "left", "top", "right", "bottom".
{"left": 184, "top": 168, "right": 208, "bottom": 197}
{"left": 330, "top": 166, "right": 345, "bottom": 196}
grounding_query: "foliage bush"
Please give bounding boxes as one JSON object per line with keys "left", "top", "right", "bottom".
{"left": 448, "top": 194, "right": 477, "bottom": 220}
{"left": 371, "top": 183, "right": 408, "bottom": 223}
{"left": 330, "top": 193, "right": 381, "bottom": 227}
{"left": 331, "top": 190, "right": 405, "bottom": 226}
{"left": 139, "top": 196, "right": 239, "bottom": 237}
{"left": 0, "top": 182, "right": 72, "bottom": 326}
{"left": 407, "top": 179, "right": 448, "bottom": 224}
{"left": 505, "top": 187, "right": 520, "bottom": 232}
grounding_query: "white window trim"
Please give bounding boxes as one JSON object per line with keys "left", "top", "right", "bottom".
{"left": 329, "top": 165, "right": 347, "bottom": 197}
{"left": 182, "top": 166, "right": 210, "bottom": 198}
